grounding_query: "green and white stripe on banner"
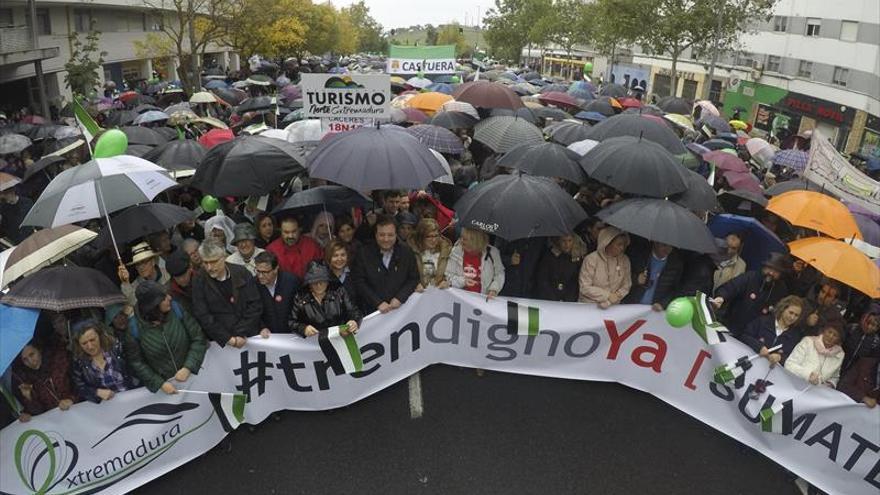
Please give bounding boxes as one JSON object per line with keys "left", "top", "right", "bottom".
{"left": 507, "top": 301, "right": 539, "bottom": 336}
{"left": 319, "top": 324, "right": 363, "bottom": 374}
{"left": 712, "top": 355, "right": 752, "bottom": 384}
{"left": 760, "top": 400, "right": 793, "bottom": 435}
{"left": 208, "top": 392, "right": 246, "bottom": 433}
{"left": 691, "top": 292, "right": 728, "bottom": 345}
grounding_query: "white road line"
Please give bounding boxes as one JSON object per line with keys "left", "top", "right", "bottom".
{"left": 408, "top": 372, "right": 423, "bottom": 419}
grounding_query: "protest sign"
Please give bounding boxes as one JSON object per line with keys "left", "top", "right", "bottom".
{"left": 803, "top": 130, "right": 880, "bottom": 212}
{"left": 301, "top": 74, "right": 390, "bottom": 120}
{"left": 2, "top": 290, "right": 877, "bottom": 495}
{"left": 387, "top": 45, "right": 457, "bottom": 74}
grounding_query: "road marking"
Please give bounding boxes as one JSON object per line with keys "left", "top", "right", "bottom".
{"left": 408, "top": 372, "right": 423, "bottom": 419}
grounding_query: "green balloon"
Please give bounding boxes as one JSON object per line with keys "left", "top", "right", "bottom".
{"left": 451, "top": 75, "right": 461, "bottom": 84}
{"left": 665, "top": 297, "right": 694, "bottom": 328}
{"left": 583, "top": 62, "right": 593, "bottom": 74}
{"left": 93, "top": 129, "right": 128, "bottom": 158}
{"left": 200, "top": 195, "right": 220, "bottom": 213}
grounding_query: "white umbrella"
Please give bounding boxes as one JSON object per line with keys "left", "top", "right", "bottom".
{"left": 190, "top": 91, "right": 217, "bottom": 104}
{"left": 0, "top": 225, "right": 97, "bottom": 289}
{"left": 567, "top": 139, "right": 600, "bottom": 156}
{"left": 439, "top": 101, "right": 480, "bottom": 120}
{"left": 407, "top": 76, "right": 433, "bottom": 89}
{"left": 429, "top": 149, "right": 454, "bottom": 184}
{"left": 285, "top": 119, "right": 323, "bottom": 143}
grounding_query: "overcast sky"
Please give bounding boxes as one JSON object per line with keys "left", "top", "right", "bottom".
{"left": 330, "top": 0, "right": 488, "bottom": 29}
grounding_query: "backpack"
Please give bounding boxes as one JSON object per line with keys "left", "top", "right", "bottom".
{"left": 128, "top": 300, "right": 183, "bottom": 341}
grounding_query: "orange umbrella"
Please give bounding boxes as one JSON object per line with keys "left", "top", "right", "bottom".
{"left": 407, "top": 92, "right": 454, "bottom": 116}
{"left": 766, "top": 191, "right": 862, "bottom": 240}
{"left": 788, "top": 237, "right": 880, "bottom": 298}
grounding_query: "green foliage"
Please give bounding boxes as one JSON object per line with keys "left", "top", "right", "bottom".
{"left": 64, "top": 19, "right": 107, "bottom": 97}
{"left": 343, "top": 0, "right": 387, "bottom": 54}
{"left": 483, "top": 0, "right": 552, "bottom": 63}
{"left": 532, "top": 0, "right": 592, "bottom": 57}
{"left": 425, "top": 25, "right": 439, "bottom": 46}
{"left": 437, "top": 23, "right": 471, "bottom": 57}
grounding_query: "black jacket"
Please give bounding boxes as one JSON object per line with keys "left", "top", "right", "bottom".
{"left": 497, "top": 237, "right": 544, "bottom": 298}
{"left": 191, "top": 263, "right": 262, "bottom": 345}
{"left": 351, "top": 241, "right": 420, "bottom": 313}
{"left": 290, "top": 286, "right": 363, "bottom": 337}
{"left": 843, "top": 324, "right": 880, "bottom": 372}
{"left": 533, "top": 247, "right": 582, "bottom": 302}
{"left": 739, "top": 314, "right": 802, "bottom": 364}
{"left": 623, "top": 247, "right": 685, "bottom": 307}
{"left": 258, "top": 270, "right": 300, "bottom": 334}
{"left": 715, "top": 270, "right": 789, "bottom": 335}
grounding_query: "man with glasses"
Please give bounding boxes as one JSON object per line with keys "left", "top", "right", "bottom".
{"left": 254, "top": 251, "right": 299, "bottom": 335}
{"left": 192, "top": 239, "right": 263, "bottom": 347}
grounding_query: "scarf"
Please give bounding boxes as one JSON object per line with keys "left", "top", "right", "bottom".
{"left": 813, "top": 336, "right": 842, "bottom": 357}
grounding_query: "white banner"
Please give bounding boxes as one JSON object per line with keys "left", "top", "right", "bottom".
{"left": 803, "top": 130, "right": 880, "bottom": 212}
{"left": 1, "top": 289, "right": 877, "bottom": 495}
{"left": 387, "top": 58, "right": 457, "bottom": 74}
{"left": 301, "top": 74, "right": 390, "bottom": 119}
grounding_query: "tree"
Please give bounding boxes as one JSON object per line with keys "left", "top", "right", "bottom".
{"left": 589, "top": 0, "right": 645, "bottom": 82}
{"left": 483, "top": 0, "right": 551, "bottom": 64}
{"left": 343, "top": 0, "right": 387, "bottom": 54}
{"left": 425, "top": 24, "right": 439, "bottom": 45}
{"left": 259, "top": 14, "right": 308, "bottom": 59}
{"left": 64, "top": 18, "right": 107, "bottom": 97}
{"left": 532, "top": 0, "right": 592, "bottom": 66}
{"left": 437, "top": 23, "right": 470, "bottom": 57}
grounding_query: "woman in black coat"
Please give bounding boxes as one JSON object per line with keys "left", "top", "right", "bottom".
{"left": 739, "top": 295, "right": 806, "bottom": 365}
{"left": 290, "top": 264, "right": 362, "bottom": 338}
{"left": 534, "top": 235, "right": 587, "bottom": 302}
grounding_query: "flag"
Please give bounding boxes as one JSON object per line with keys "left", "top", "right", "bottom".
{"left": 474, "top": 68, "right": 481, "bottom": 81}
{"left": 760, "top": 400, "right": 793, "bottom": 435}
{"left": 507, "top": 301, "right": 539, "bottom": 336}
{"left": 691, "top": 292, "right": 728, "bottom": 345}
{"left": 319, "top": 324, "right": 363, "bottom": 374}
{"left": 72, "top": 98, "right": 100, "bottom": 144}
{"left": 713, "top": 355, "right": 753, "bottom": 384}
{"left": 208, "top": 392, "right": 246, "bottom": 433}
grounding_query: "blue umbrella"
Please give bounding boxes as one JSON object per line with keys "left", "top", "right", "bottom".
{"left": 573, "top": 111, "right": 607, "bottom": 123}
{"left": 426, "top": 83, "right": 455, "bottom": 95}
{"left": 708, "top": 214, "right": 787, "bottom": 270}
{"left": 133, "top": 110, "right": 169, "bottom": 125}
{"left": 772, "top": 149, "right": 809, "bottom": 172}
{"left": 0, "top": 303, "right": 40, "bottom": 374}
{"left": 204, "top": 80, "right": 228, "bottom": 89}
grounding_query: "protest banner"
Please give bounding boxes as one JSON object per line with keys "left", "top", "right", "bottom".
{"left": 1, "top": 289, "right": 877, "bottom": 495}
{"left": 803, "top": 130, "right": 880, "bottom": 212}
{"left": 300, "top": 73, "right": 390, "bottom": 120}
{"left": 387, "top": 45, "right": 457, "bottom": 75}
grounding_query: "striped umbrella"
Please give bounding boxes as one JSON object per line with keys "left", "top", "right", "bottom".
{"left": 2, "top": 266, "right": 126, "bottom": 311}
{"left": 427, "top": 111, "right": 478, "bottom": 130}
{"left": 405, "top": 125, "right": 465, "bottom": 154}
{"left": 21, "top": 155, "right": 176, "bottom": 229}
{"left": 439, "top": 100, "right": 480, "bottom": 120}
{"left": 0, "top": 225, "right": 97, "bottom": 289}
{"left": 474, "top": 116, "right": 544, "bottom": 153}
{"left": 772, "top": 149, "right": 809, "bottom": 172}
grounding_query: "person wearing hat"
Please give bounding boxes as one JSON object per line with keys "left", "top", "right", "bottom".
{"left": 397, "top": 211, "right": 418, "bottom": 244}
{"left": 290, "top": 263, "right": 361, "bottom": 338}
{"left": 191, "top": 239, "right": 264, "bottom": 346}
{"left": 710, "top": 251, "right": 791, "bottom": 335}
{"left": 105, "top": 303, "right": 134, "bottom": 342}
{"left": 166, "top": 248, "right": 196, "bottom": 312}
{"left": 226, "top": 223, "right": 265, "bottom": 276}
{"left": 125, "top": 281, "right": 207, "bottom": 394}
{"left": 118, "top": 242, "right": 171, "bottom": 306}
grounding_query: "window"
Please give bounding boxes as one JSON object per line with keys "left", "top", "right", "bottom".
{"left": 832, "top": 66, "right": 849, "bottom": 86}
{"left": 73, "top": 9, "right": 92, "bottom": 33}
{"left": 36, "top": 8, "right": 51, "bottom": 35}
{"left": 766, "top": 55, "right": 782, "bottom": 72}
{"left": 736, "top": 51, "right": 755, "bottom": 68}
{"left": 806, "top": 18, "right": 821, "bottom": 37}
{"left": 0, "top": 8, "right": 13, "bottom": 27}
{"left": 797, "top": 60, "right": 812, "bottom": 78}
{"left": 840, "top": 21, "right": 858, "bottom": 42}
{"left": 772, "top": 16, "right": 787, "bottom": 32}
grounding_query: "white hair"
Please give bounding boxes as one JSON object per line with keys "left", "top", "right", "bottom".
{"left": 198, "top": 239, "right": 228, "bottom": 260}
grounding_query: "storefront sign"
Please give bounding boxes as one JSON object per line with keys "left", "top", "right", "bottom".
{"left": 780, "top": 93, "right": 855, "bottom": 125}
{"left": 301, "top": 74, "right": 390, "bottom": 119}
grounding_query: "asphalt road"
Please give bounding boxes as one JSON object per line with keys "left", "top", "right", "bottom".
{"left": 134, "top": 365, "right": 796, "bottom": 495}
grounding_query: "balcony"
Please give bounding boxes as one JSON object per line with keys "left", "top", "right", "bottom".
{"left": 0, "top": 25, "right": 59, "bottom": 67}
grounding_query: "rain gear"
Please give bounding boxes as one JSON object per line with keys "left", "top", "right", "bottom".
{"left": 578, "top": 227, "right": 631, "bottom": 305}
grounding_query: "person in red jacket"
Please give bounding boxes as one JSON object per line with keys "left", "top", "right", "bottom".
{"left": 12, "top": 340, "right": 78, "bottom": 422}
{"left": 266, "top": 216, "right": 323, "bottom": 279}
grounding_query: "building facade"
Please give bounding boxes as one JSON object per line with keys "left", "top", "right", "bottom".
{"left": 0, "top": 0, "right": 238, "bottom": 116}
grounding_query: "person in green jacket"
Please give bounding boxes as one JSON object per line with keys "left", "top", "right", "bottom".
{"left": 124, "top": 281, "right": 208, "bottom": 394}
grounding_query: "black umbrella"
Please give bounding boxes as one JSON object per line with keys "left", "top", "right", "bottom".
{"left": 307, "top": 127, "right": 445, "bottom": 190}
{"left": 43, "top": 136, "right": 86, "bottom": 156}
{"left": 672, "top": 169, "right": 719, "bottom": 212}
{"left": 95, "top": 203, "right": 196, "bottom": 247}
{"left": 580, "top": 136, "right": 689, "bottom": 197}
{"left": 657, "top": 96, "right": 693, "bottom": 115}
{"left": 192, "top": 135, "right": 307, "bottom": 196}
{"left": 236, "top": 96, "right": 275, "bottom": 114}
{"left": 718, "top": 189, "right": 768, "bottom": 216}
{"left": 104, "top": 110, "right": 139, "bottom": 127}
{"left": 454, "top": 172, "right": 586, "bottom": 240}
{"left": 697, "top": 115, "right": 732, "bottom": 134}
{"left": 125, "top": 144, "right": 155, "bottom": 158}
{"left": 405, "top": 125, "right": 465, "bottom": 154}
{"left": 134, "top": 104, "right": 162, "bottom": 114}
{"left": 142, "top": 139, "right": 206, "bottom": 177}
{"left": 582, "top": 99, "right": 617, "bottom": 117}
{"left": 489, "top": 107, "right": 537, "bottom": 124}
{"left": 473, "top": 116, "right": 544, "bottom": 153}
{"left": 154, "top": 127, "right": 179, "bottom": 141}
{"left": 545, "top": 120, "right": 592, "bottom": 146}
{"left": 764, "top": 179, "right": 826, "bottom": 197}
{"left": 584, "top": 114, "right": 687, "bottom": 155}
{"left": 539, "top": 84, "right": 569, "bottom": 94}
{"left": 427, "top": 111, "right": 478, "bottom": 130}
{"left": 597, "top": 198, "right": 717, "bottom": 253}
{"left": 532, "top": 106, "right": 572, "bottom": 122}
{"left": 120, "top": 126, "right": 169, "bottom": 146}
{"left": 22, "top": 155, "right": 65, "bottom": 181}
{"left": 599, "top": 84, "right": 628, "bottom": 98}
{"left": 497, "top": 142, "right": 585, "bottom": 183}
{"left": 213, "top": 88, "right": 248, "bottom": 106}
{"left": 622, "top": 105, "right": 665, "bottom": 117}
{"left": 272, "top": 185, "right": 371, "bottom": 217}
{"left": 2, "top": 266, "right": 126, "bottom": 311}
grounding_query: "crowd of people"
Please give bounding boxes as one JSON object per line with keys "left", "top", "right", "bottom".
{"left": 1, "top": 59, "right": 877, "bottom": 452}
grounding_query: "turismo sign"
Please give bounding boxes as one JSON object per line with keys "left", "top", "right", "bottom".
{"left": 387, "top": 45, "right": 457, "bottom": 74}
{"left": 301, "top": 74, "right": 390, "bottom": 119}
